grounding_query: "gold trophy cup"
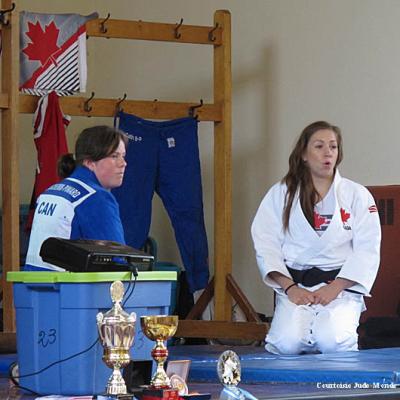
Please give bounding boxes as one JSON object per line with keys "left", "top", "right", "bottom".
{"left": 97, "top": 281, "right": 136, "bottom": 396}
{"left": 140, "top": 315, "right": 179, "bottom": 388}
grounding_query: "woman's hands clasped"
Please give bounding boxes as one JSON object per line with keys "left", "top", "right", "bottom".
{"left": 286, "top": 278, "right": 355, "bottom": 306}
{"left": 286, "top": 285, "right": 315, "bottom": 305}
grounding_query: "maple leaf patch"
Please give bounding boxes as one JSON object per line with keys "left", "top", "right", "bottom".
{"left": 314, "top": 211, "right": 327, "bottom": 229}
{"left": 22, "top": 21, "right": 61, "bottom": 66}
{"left": 340, "top": 208, "right": 351, "bottom": 223}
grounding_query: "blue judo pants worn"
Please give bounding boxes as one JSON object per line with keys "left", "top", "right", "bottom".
{"left": 113, "top": 111, "right": 209, "bottom": 293}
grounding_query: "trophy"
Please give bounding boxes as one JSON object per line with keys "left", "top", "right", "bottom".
{"left": 97, "top": 281, "right": 136, "bottom": 397}
{"left": 140, "top": 315, "right": 179, "bottom": 389}
{"left": 217, "top": 351, "right": 257, "bottom": 400}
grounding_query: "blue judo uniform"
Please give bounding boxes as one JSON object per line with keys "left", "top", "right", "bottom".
{"left": 113, "top": 111, "right": 209, "bottom": 293}
{"left": 25, "top": 166, "right": 125, "bottom": 271}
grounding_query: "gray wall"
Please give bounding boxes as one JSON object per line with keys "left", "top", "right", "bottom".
{"left": 14, "top": 0, "right": 400, "bottom": 316}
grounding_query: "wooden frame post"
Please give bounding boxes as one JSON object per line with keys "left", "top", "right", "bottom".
{"left": 213, "top": 10, "right": 232, "bottom": 321}
{"left": 1, "top": 0, "right": 20, "bottom": 336}
{"left": 177, "top": 10, "right": 267, "bottom": 340}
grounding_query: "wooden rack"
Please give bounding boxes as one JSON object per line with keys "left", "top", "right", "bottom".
{"left": 0, "top": 1, "right": 268, "bottom": 350}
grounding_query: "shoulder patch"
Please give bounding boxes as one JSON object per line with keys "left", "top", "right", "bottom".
{"left": 368, "top": 205, "right": 378, "bottom": 213}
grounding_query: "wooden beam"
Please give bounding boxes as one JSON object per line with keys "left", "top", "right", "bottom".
{"left": 185, "top": 277, "right": 215, "bottom": 320}
{"left": 0, "top": 332, "right": 16, "bottom": 353}
{"left": 226, "top": 274, "right": 261, "bottom": 323}
{"left": 86, "top": 18, "right": 222, "bottom": 45}
{"left": 213, "top": 10, "right": 232, "bottom": 321}
{"left": 1, "top": 0, "right": 20, "bottom": 332}
{"left": 18, "top": 94, "right": 222, "bottom": 122}
{"left": 175, "top": 320, "right": 268, "bottom": 340}
{"left": 0, "top": 93, "right": 8, "bottom": 108}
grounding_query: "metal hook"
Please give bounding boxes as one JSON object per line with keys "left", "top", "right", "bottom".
{"left": 152, "top": 99, "right": 159, "bottom": 112}
{"left": 0, "top": 3, "right": 15, "bottom": 26}
{"left": 84, "top": 92, "right": 95, "bottom": 113}
{"left": 174, "top": 18, "right": 183, "bottom": 39}
{"left": 188, "top": 99, "right": 203, "bottom": 119}
{"left": 115, "top": 93, "right": 127, "bottom": 113}
{"left": 100, "top": 13, "right": 110, "bottom": 34}
{"left": 208, "top": 22, "right": 219, "bottom": 42}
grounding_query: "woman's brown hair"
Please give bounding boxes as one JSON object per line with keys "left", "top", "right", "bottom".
{"left": 282, "top": 121, "right": 343, "bottom": 230}
{"left": 58, "top": 125, "right": 128, "bottom": 179}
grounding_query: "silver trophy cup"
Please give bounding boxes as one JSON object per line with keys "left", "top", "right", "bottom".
{"left": 97, "top": 281, "right": 136, "bottom": 396}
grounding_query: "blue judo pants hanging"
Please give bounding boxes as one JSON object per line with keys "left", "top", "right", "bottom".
{"left": 113, "top": 111, "right": 209, "bottom": 293}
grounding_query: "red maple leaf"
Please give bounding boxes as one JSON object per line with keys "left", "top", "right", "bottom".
{"left": 314, "top": 211, "right": 327, "bottom": 229}
{"left": 340, "top": 208, "right": 350, "bottom": 223}
{"left": 22, "top": 21, "right": 60, "bottom": 66}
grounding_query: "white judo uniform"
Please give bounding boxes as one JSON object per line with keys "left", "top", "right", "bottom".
{"left": 251, "top": 171, "right": 381, "bottom": 354}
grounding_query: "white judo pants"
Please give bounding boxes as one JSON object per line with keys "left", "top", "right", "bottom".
{"left": 265, "top": 288, "right": 364, "bottom": 355}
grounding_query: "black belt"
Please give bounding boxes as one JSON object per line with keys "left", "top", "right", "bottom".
{"left": 287, "top": 266, "right": 340, "bottom": 287}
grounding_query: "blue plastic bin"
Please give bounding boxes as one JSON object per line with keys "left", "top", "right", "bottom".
{"left": 153, "top": 262, "right": 181, "bottom": 314}
{"left": 7, "top": 271, "right": 177, "bottom": 396}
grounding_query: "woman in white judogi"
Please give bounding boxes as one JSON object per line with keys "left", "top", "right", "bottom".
{"left": 251, "top": 121, "right": 381, "bottom": 354}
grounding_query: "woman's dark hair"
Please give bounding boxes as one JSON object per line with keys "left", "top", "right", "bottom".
{"left": 58, "top": 125, "right": 128, "bottom": 178}
{"left": 282, "top": 121, "right": 343, "bottom": 231}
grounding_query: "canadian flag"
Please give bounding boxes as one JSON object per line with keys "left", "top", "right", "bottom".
{"left": 20, "top": 11, "right": 98, "bottom": 96}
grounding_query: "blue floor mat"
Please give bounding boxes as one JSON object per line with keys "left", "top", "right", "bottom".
{"left": 0, "top": 353, "right": 17, "bottom": 378}
{"left": 168, "top": 345, "right": 400, "bottom": 384}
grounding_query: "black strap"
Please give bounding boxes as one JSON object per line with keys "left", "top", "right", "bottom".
{"left": 287, "top": 266, "right": 341, "bottom": 287}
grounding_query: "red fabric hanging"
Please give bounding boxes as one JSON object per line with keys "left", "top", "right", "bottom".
{"left": 26, "top": 91, "right": 70, "bottom": 230}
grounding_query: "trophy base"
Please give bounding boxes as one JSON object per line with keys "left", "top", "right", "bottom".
{"left": 138, "top": 387, "right": 179, "bottom": 400}
{"left": 97, "top": 393, "right": 137, "bottom": 400}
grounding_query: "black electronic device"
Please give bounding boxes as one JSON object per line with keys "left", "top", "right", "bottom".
{"left": 40, "top": 237, "right": 154, "bottom": 272}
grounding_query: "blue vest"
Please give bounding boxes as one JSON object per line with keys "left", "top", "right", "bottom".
{"left": 25, "top": 166, "right": 125, "bottom": 271}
